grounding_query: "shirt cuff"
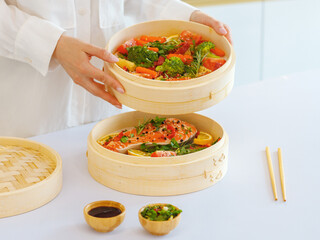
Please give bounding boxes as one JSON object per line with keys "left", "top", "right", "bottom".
{"left": 14, "top": 16, "right": 65, "bottom": 76}
{"left": 159, "top": 0, "right": 198, "bottom": 21}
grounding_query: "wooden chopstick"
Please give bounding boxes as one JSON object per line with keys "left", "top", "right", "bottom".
{"left": 278, "top": 148, "right": 286, "bottom": 201}
{"left": 265, "top": 146, "right": 278, "bottom": 201}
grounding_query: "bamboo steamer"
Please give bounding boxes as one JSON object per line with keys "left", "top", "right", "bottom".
{"left": 0, "top": 137, "right": 62, "bottom": 218}
{"left": 104, "top": 20, "right": 235, "bottom": 115}
{"left": 87, "top": 111, "right": 228, "bottom": 196}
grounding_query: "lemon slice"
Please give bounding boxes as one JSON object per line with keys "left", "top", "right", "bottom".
{"left": 193, "top": 132, "right": 213, "bottom": 145}
{"left": 97, "top": 133, "right": 118, "bottom": 145}
{"left": 166, "top": 34, "right": 179, "bottom": 41}
{"left": 128, "top": 149, "right": 151, "bottom": 157}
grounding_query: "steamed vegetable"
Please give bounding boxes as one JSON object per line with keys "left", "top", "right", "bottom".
{"left": 202, "top": 57, "right": 226, "bottom": 71}
{"left": 116, "top": 38, "right": 136, "bottom": 55}
{"left": 135, "top": 67, "right": 158, "bottom": 79}
{"left": 167, "top": 54, "right": 193, "bottom": 64}
{"left": 211, "top": 47, "right": 225, "bottom": 57}
{"left": 127, "top": 46, "right": 159, "bottom": 68}
{"left": 155, "top": 57, "right": 185, "bottom": 77}
{"left": 195, "top": 41, "right": 215, "bottom": 56}
{"left": 179, "top": 30, "right": 202, "bottom": 45}
{"left": 147, "top": 41, "right": 178, "bottom": 56}
{"left": 116, "top": 58, "right": 136, "bottom": 72}
{"left": 114, "top": 31, "right": 227, "bottom": 80}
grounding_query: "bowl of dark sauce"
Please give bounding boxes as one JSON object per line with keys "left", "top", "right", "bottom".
{"left": 83, "top": 200, "right": 126, "bottom": 232}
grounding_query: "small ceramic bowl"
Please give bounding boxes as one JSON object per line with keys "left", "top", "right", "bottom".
{"left": 138, "top": 203, "right": 182, "bottom": 235}
{"left": 83, "top": 200, "right": 125, "bottom": 232}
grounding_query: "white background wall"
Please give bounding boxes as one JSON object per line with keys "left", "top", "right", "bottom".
{"left": 199, "top": 0, "right": 320, "bottom": 86}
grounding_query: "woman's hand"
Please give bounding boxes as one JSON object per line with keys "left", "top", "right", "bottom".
{"left": 53, "top": 35, "right": 124, "bottom": 109}
{"left": 190, "top": 10, "right": 232, "bottom": 44}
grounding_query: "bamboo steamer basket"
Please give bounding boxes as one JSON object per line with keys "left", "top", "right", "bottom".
{"left": 104, "top": 20, "right": 235, "bottom": 115}
{"left": 0, "top": 137, "right": 62, "bottom": 218}
{"left": 87, "top": 111, "right": 228, "bottom": 196}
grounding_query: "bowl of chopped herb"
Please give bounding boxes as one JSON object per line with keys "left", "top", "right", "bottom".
{"left": 104, "top": 20, "right": 235, "bottom": 115}
{"left": 138, "top": 203, "right": 182, "bottom": 235}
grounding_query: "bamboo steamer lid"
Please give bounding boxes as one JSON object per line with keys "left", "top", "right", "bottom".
{"left": 0, "top": 137, "right": 62, "bottom": 218}
{"left": 87, "top": 111, "right": 228, "bottom": 196}
{"left": 104, "top": 20, "right": 235, "bottom": 115}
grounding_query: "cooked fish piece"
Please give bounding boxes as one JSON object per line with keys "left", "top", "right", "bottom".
{"left": 103, "top": 118, "right": 197, "bottom": 154}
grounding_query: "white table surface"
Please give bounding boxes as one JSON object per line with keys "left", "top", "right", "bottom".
{"left": 1, "top": 70, "right": 320, "bottom": 239}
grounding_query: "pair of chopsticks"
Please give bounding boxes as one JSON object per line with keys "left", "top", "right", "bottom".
{"left": 265, "top": 147, "right": 286, "bottom": 201}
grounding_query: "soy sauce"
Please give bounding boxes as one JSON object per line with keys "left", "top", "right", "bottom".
{"left": 88, "top": 206, "right": 122, "bottom": 218}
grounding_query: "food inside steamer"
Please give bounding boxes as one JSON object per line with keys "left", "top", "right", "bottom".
{"left": 114, "top": 30, "right": 227, "bottom": 81}
{"left": 97, "top": 117, "right": 221, "bottom": 157}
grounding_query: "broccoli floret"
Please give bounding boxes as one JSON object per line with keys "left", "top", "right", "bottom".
{"left": 155, "top": 57, "right": 185, "bottom": 77}
{"left": 127, "top": 46, "right": 158, "bottom": 68}
{"left": 147, "top": 41, "right": 179, "bottom": 56}
{"left": 195, "top": 41, "right": 215, "bottom": 56}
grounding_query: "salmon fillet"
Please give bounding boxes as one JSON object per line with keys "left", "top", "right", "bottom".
{"left": 104, "top": 118, "right": 197, "bottom": 153}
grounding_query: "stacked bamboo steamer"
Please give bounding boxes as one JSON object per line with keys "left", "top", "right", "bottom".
{"left": 87, "top": 20, "right": 235, "bottom": 196}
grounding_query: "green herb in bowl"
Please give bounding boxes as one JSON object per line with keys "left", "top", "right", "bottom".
{"left": 140, "top": 204, "right": 182, "bottom": 221}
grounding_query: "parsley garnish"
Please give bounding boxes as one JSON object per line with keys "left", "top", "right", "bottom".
{"left": 150, "top": 116, "right": 166, "bottom": 130}
{"left": 135, "top": 119, "right": 150, "bottom": 135}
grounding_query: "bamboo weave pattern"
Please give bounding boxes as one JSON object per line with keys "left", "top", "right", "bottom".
{"left": 0, "top": 145, "right": 56, "bottom": 193}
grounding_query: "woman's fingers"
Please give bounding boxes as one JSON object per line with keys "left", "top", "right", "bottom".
{"left": 81, "top": 43, "right": 125, "bottom": 93}
{"left": 209, "top": 19, "right": 233, "bottom": 44}
{"left": 84, "top": 62, "right": 125, "bottom": 93}
{"left": 190, "top": 10, "right": 233, "bottom": 44}
{"left": 210, "top": 19, "right": 227, "bottom": 35}
{"left": 53, "top": 35, "right": 125, "bottom": 107}
{"left": 84, "top": 43, "right": 119, "bottom": 63}
{"left": 223, "top": 24, "right": 233, "bottom": 45}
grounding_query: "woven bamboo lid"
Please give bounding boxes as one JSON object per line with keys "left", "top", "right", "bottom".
{"left": 0, "top": 137, "right": 62, "bottom": 218}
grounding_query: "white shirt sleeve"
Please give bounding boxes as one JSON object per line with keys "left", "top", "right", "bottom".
{"left": 124, "top": 0, "right": 198, "bottom": 23}
{"left": 0, "top": 1, "right": 65, "bottom": 76}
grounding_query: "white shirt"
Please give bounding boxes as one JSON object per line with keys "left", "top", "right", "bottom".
{"left": 0, "top": 0, "right": 196, "bottom": 137}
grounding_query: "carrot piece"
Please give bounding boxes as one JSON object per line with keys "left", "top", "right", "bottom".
{"left": 135, "top": 67, "right": 158, "bottom": 78}
{"left": 134, "top": 38, "right": 148, "bottom": 46}
{"left": 137, "top": 73, "right": 153, "bottom": 79}
{"left": 167, "top": 54, "right": 193, "bottom": 64}
{"left": 210, "top": 47, "right": 225, "bottom": 57}
{"left": 147, "top": 47, "right": 159, "bottom": 52}
{"left": 140, "top": 35, "right": 166, "bottom": 43}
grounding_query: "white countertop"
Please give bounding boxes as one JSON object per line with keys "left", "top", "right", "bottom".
{"left": 1, "top": 70, "right": 320, "bottom": 239}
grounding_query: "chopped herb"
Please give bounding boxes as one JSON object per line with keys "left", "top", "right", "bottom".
{"left": 135, "top": 119, "right": 150, "bottom": 135}
{"left": 130, "top": 133, "right": 134, "bottom": 138}
{"left": 120, "top": 136, "right": 128, "bottom": 143}
{"left": 170, "top": 138, "right": 180, "bottom": 148}
{"left": 141, "top": 204, "right": 182, "bottom": 221}
{"left": 147, "top": 41, "right": 179, "bottom": 56}
{"left": 150, "top": 116, "right": 166, "bottom": 129}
